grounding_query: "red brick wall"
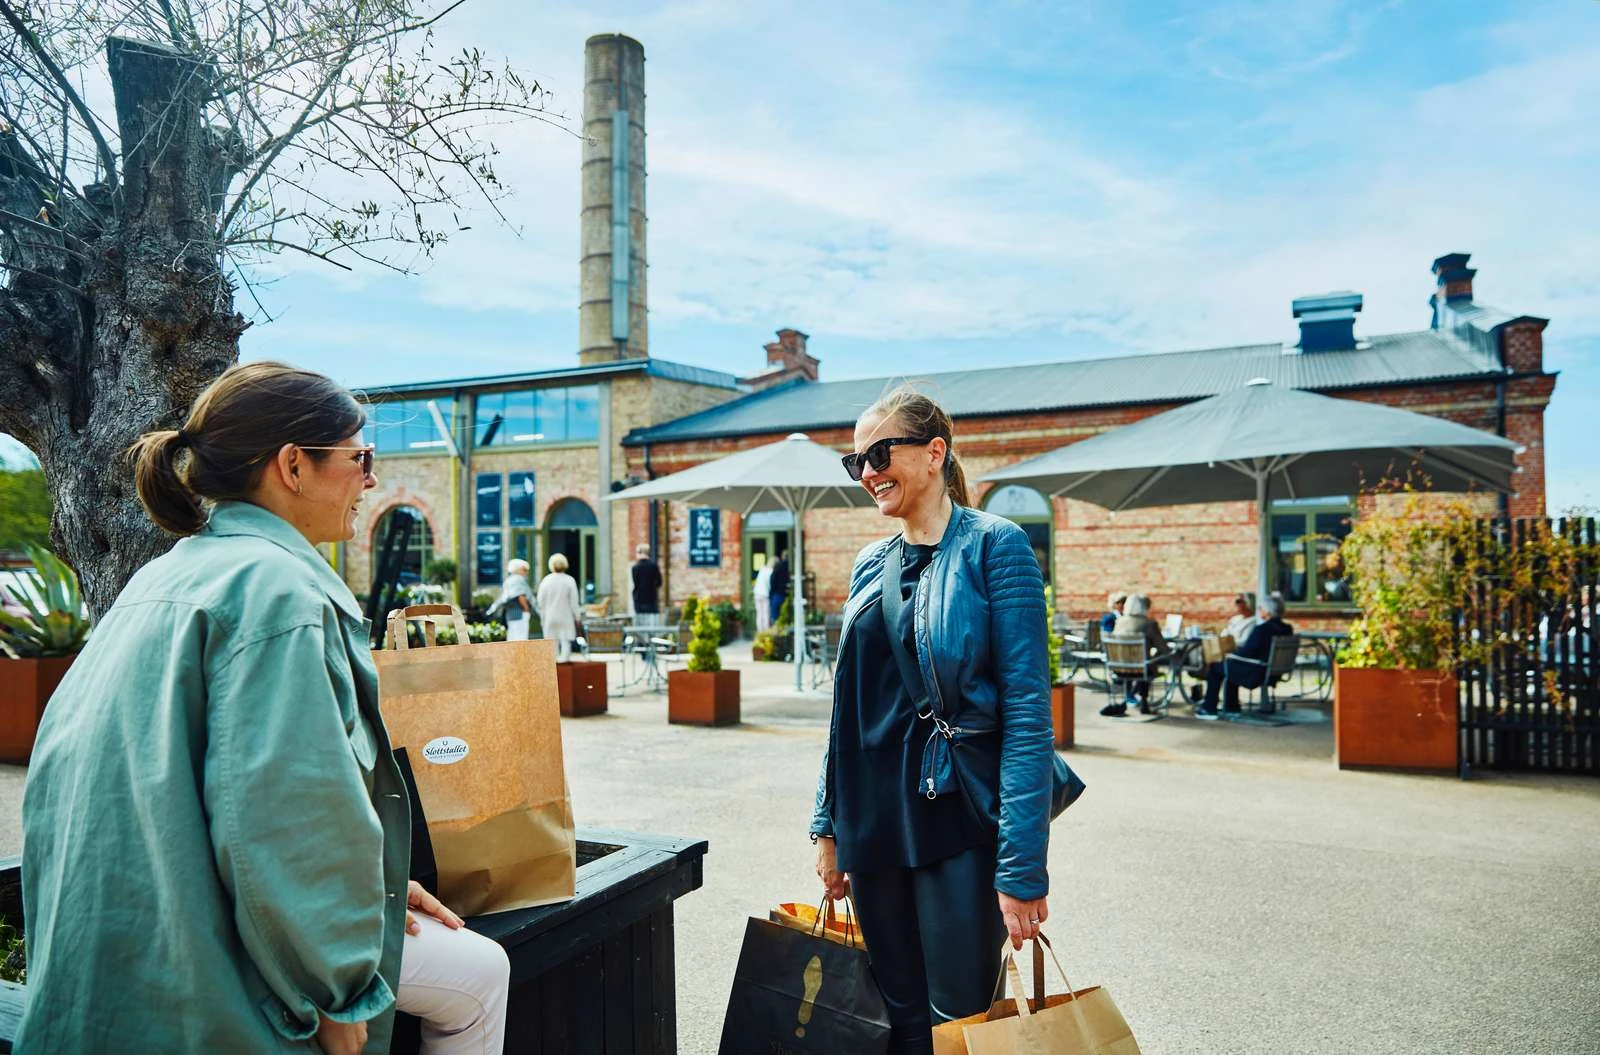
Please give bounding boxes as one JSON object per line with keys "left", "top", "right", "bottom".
{"left": 623, "top": 377, "right": 1553, "bottom": 630}
{"left": 1501, "top": 320, "right": 1546, "bottom": 375}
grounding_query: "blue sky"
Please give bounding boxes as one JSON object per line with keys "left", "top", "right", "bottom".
{"left": 25, "top": 1, "right": 1600, "bottom": 505}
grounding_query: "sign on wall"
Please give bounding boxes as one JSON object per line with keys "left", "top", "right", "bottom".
{"left": 475, "top": 531, "right": 504, "bottom": 584}
{"left": 688, "top": 508, "right": 721, "bottom": 568}
{"left": 476, "top": 473, "right": 503, "bottom": 526}
{"left": 508, "top": 471, "right": 536, "bottom": 526}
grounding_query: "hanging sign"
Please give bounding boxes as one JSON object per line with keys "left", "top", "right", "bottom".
{"left": 688, "top": 508, "right": 721, "bottom": 567}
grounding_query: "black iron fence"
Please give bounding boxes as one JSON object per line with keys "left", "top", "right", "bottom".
{"left": 1457, "top": 517, "right": 1600, "bottom": 775}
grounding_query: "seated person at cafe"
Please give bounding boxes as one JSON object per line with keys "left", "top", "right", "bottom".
{"left": 1099, "top": 590, "right": 1128, "bottom": 635}
{"left": 1102, "top": 593, "right": 1168, "bottom": 717}
{"left": 1195, "top": 595, "right": 1294, "bottom": 718}
{"left": 1188, "top": 591, "right": 1259, "bottom": 703}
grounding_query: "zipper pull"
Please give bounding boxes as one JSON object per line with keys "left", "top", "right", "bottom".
{"left": 925, "top": 777, "right": 937, "bottom": 800}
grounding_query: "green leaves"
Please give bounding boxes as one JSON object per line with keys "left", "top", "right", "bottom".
{"left": 686, "top": 596, "right": 722, "bottom": 674}
{"left": 0, "top": 544, "right": 89, "bottom": 659}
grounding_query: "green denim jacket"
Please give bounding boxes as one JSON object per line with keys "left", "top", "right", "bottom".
{"left": 18, "top": 502, "right": 410, "bottom": 1053}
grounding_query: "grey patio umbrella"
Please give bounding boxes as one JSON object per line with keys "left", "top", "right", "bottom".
{"left": 605, "top": 432, "right": 874, "bottom": 689}
{"left": 981, "top": 380, "right": 1520, "bottom": 603}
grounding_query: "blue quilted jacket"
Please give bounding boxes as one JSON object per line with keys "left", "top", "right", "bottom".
{"left": 810, "top": 504, "right": 1054, "bottom": 899}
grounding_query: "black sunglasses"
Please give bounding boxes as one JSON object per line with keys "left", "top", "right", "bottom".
{"left": 841, "top": 436, "right": 932, "bottom": 481}
{"left": 300, "top": 444, "right": 376, "bottom": 476}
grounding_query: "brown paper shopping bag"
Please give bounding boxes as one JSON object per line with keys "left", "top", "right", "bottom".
{"left": 768, "top": 897, "right": 868, "bottom": 950}
{"left": 932, "top": 934, "right": 1140, "bottom": 1055}
{"left": 376, "top": 604, "right": 576, "bottom": 916}
{"left": 1201, "top": 634, "right": 1235, "bottom": 666}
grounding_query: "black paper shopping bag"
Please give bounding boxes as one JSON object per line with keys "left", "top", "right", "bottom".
{"left": 717, "top": 916, "right": 891, "bottom": 1054}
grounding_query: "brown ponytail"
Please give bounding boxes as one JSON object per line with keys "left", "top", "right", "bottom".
{"left": 131, "top": 430, "right": 208, "bottom": 536}
{"left": 864, "top": 384, "right": 970, "bottom": 506}
{"left": 128, "top": 362, "right": 367, "bottom": 537}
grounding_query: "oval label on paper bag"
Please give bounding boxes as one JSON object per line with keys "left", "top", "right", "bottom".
{"left": 422, "top": 736, "right": 470, "bottom": 765}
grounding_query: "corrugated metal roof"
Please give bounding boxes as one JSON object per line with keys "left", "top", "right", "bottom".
{"left": 359, "top": 357, "right": 741, "bottom": 398}
{"left": 624, "top": 330, "right": 1504, "bottom": 445}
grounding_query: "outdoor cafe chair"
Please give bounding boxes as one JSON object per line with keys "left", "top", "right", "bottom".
{"left": 1101, "top": 633, "right": 1176, "bottom": 716}
{"left": 1222, "top": 634, "right": 1302, "bottom": 723}
{"left": 1062, "top": 619, "right": 1108, "bottom": 686}
{"left": 806, "top": 616, "right": 845, "bottom": 690}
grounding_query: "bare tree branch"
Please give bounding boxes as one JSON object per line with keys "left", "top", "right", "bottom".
{"left": 0, "top": 0, "right": 118, "bottom": 184}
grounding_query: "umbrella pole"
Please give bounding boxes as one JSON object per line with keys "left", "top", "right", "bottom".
{"left": 1256, "top": 471, "right": 1271, "bottom": 607}
{"left": 793, "top": 506, "right": 805, "bottom": 690}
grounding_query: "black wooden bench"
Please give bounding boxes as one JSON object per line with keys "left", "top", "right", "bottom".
{"left": 0, "top": 829, "right": 706, "bottom": 1053}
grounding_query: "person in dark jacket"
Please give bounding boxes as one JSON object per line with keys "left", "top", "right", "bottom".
{"left": 811, "top": 387, "right": 1054, "bottom": 1054}
{"left": 1099, "top": 590, "right": 1127, "bottom": 635}
{"left": 630, "top": 543, "right": 662, "bottom": 615}
{"left": 1195, "top": 595, "right": 1294, "bottom": 718}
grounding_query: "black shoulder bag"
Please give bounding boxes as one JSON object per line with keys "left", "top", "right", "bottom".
{"left": 880, "top": 537, "right": 1085, "bottom": 821}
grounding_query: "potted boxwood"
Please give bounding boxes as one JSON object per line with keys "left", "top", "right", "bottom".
{"left": 0, "top": 546, "right": 90, "bottom": 763}
{"left": 668, "top": 597, "right": 739, "bottom": 726}
{"left": 1333, "top": 492, "right": 1596, "bottom": 772}
{"left": 751, "top": 629, "right": 776, "bottom": 662}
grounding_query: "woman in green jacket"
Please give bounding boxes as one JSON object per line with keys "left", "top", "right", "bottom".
{"left": 19, "top": 363, "right": 507, "bottom": 1054}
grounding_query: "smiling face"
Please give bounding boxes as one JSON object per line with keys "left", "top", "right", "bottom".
{"left": 852, "top": 410, "right": 947, "bottom": 520}
{"left": 297, "top": 433, "right": 377, "bottom": 543}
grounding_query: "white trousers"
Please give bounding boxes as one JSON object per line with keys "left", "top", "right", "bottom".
{"left": 505, "top": 619, "right": 530, "bottom": 642}
{"left": 553, "top": 636, "right": 574, "bottom": 662}
{"left": 396, "top": 914, "right": 511, "bottom": 1055}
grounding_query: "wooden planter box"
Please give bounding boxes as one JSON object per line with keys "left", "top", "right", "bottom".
{"left": 556, "top": 661, "right": 608, "bottom": 717}
{"left": 1334, "top": 668, "right": 1458, "bottom": 772}
{"left": 1051, "top": 684, "right": 1075, "bottom": 749}
{"left": 0, "top": 656, "right": 74, "bottom": 764}
{"left": 666, "top": 670, "right": 740, "bottom": 727}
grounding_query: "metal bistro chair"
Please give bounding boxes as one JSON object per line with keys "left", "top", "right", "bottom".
{"left": 1062, "top": 619, "right": 1108, "bottom": 686}
{"left": 648, "top": 623, "right": 695, "bottom": 673}
{"left": 576, "top": 623, "right": 629, "bottom": 697}
{"left": 806, "top": 616, "right": 844, "bottom": 690}
{"left": 1101, "top": 633, "right": 1175, "bottom": 717}
{"left": 1223, "top": 634, "right": 1301, "bottom": 723}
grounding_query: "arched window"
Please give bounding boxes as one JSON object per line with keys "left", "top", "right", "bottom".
{"left": 983, "top": 485, "right": 1053, "bottom": 587}
{"left": 545, "top": 499, "right": 599, "bottom": 602}
{"left": 371, "top": 505, "right": 434, "bottom": 590}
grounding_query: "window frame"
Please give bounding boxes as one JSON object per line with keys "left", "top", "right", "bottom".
{"left": 1268, "top": 497, "right": 1355, "bottom": 608}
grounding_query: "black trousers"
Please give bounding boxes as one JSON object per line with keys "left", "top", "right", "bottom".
{"left": 849, "top": 844, "right": 1008, "bottom": 1054}
{"left": 1201, "top": 664, "right": 1240, "bottom": 710}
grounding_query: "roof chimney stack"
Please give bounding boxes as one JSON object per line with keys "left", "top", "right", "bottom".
{"left": 1292, "top": 291, "right": 1363, "bottom": 353}
{"left": 1430, "top": 252, "right": 1475, "bottom": 329}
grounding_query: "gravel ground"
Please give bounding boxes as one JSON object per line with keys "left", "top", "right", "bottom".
{"left": 2, "top": 647, "right": 1596, "bottom": 1054}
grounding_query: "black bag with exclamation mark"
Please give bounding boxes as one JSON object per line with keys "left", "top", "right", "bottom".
{"left": 718, "top": 916, "right": 891, "bottom": 1054}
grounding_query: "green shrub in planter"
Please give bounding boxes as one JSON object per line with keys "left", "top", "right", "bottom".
{"left": 423, "top": 557, "right": 459, "bottom": 586}
{"left": 687, "top": 601, "right": 722, "bottom": 673}
{"left": 0, "top": 545, "right": 90, "bottom": 658}
{"left": 682, "top": 596, "right": 701, "bottom": 626}
{"left": 710, "top": 599, "right": 741, "bottom": 643}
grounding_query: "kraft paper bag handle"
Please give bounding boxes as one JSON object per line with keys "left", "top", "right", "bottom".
{"left": 995, "top": 932, "right": 1100, "bottom": 1041}
{"left": 385, "top": 604, "right": 473, "bottom": 651}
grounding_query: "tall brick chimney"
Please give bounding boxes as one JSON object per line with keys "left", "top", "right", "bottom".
{"left": 740, "top": 328, "right": 821, "bottom": 391}
{"left": 1430, "top": 252, "right": 1475, "bottom": 329}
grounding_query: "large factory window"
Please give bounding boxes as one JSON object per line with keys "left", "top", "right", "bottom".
{"left": 475, "top": 385, "right": 601, "bottom": 447}
{"left": 1268, "top": 499, "right": 1353, "bottom": 606}
{"left": 369, "top": 397, "right": 456, "bottom": 455}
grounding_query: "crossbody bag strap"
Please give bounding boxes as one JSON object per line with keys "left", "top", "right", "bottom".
{"left": 879, "top": 537, "right": 938, "bottom": 720}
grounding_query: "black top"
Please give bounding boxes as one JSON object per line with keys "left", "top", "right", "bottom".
{"left": 631, "top": 558, "right": 662, "bottom": 613}
{"left": 770, "top": 557, "right": 791, "bottom": 598}
{"left": 832, "top": 543, "right": 987, "bottom": 873}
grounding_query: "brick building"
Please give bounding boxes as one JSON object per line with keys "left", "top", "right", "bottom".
{"left": 341, "top": 252, "right": 1554, "bottom": 633}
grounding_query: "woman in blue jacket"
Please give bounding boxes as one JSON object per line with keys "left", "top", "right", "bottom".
{"left": 811, "top": 387, "right": 1054, "bottom": 1052}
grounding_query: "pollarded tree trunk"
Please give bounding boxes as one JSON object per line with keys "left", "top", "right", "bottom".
{"left": 0, "top": 37, "right": 246, "bottom": 618}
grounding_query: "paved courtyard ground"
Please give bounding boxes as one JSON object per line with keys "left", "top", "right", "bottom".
{"left": 1, "top": 645, "right": 1596, "bottom": 1054}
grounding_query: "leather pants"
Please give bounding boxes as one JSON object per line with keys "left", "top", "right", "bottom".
{"left": 849, "top": 844, "right": 1008, "bottom": 1054}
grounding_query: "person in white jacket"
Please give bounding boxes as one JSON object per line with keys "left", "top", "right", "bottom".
{"left": 753, "top": 561, "right": 775, "bottom": 634}
{"left": 536, "top": 552, "right": 583, "bottom": 662}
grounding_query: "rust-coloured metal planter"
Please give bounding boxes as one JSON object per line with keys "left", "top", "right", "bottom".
{"left": 1334, "top": 667, "right": 1457, "bottom": 772}
{"left": 1051, "top": 684, "right": 1075, "bottom": 749}
{"left": 556, "top": 661, "right": 608, "bottom": 717}
{"left": 667, "top": 670, "right": 740, "bottom": 727}
{"left": 0, "top": 655, "right": 74, "bottom": 764}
